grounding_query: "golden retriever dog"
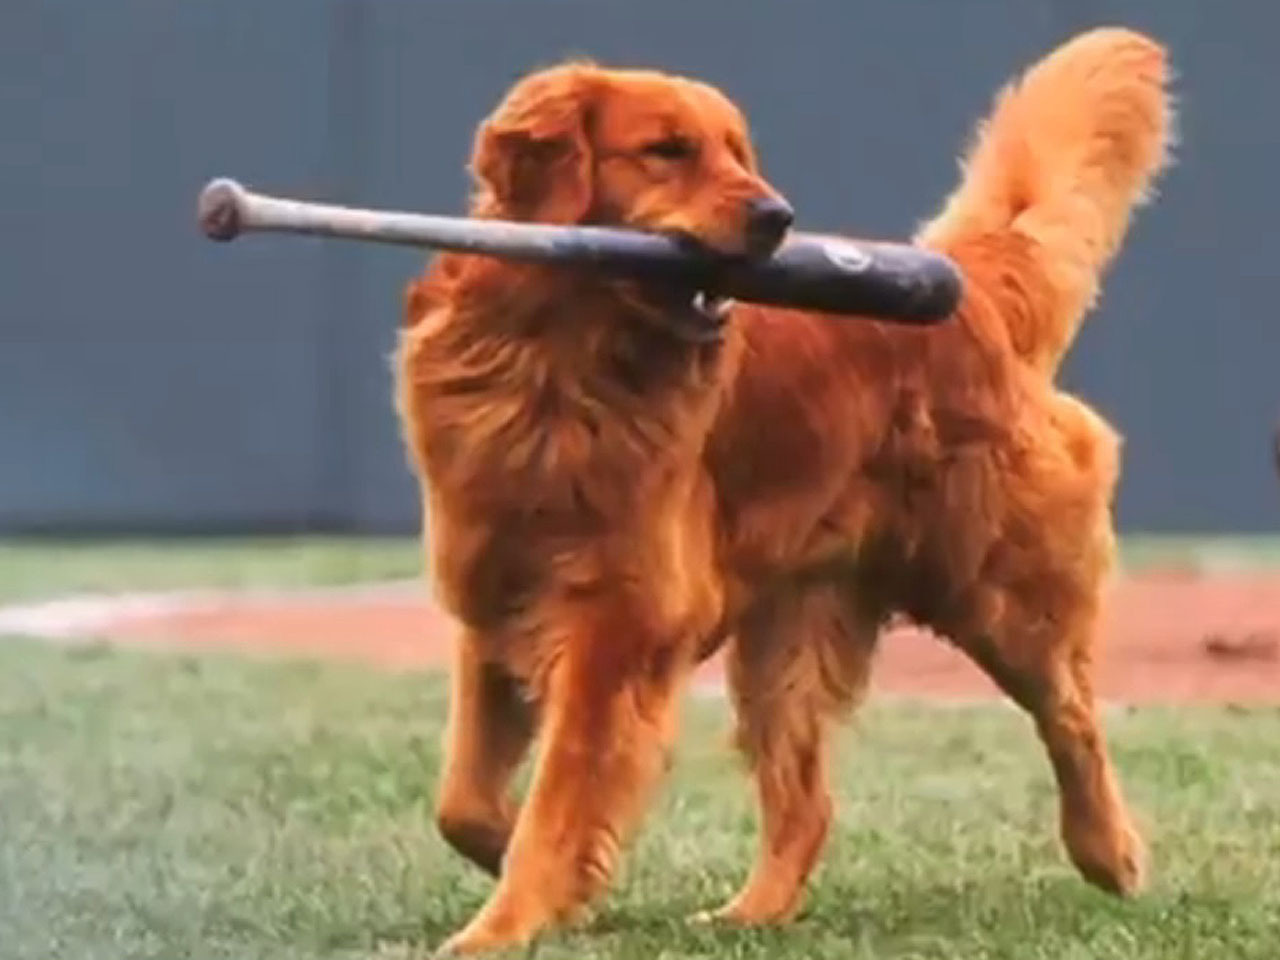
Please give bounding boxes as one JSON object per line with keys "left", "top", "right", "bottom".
{"left": 397, "top": 27, "right": 1172, "bottom": 954}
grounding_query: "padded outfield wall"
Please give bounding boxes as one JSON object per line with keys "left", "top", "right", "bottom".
{"left": 2, "top": 1, "right": 1277, "bottom": 533}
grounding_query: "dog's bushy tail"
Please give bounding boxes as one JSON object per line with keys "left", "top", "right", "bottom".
{"left": 917, "top": 27, "right": 1173, "bottom": 375}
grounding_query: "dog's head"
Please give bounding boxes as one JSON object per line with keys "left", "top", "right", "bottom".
{"left": 470, "top": 62, "right": 792, "bottom": 260}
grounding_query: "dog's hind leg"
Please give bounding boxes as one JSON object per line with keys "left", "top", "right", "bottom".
{"left": 435, "top": 632, "right": 535, "bottom": 876}
{"left": 948, "top": 557, "right": 1145, "bottom": 896}
{"left": 697, "top": 584, "right": 878, "bottom": 926}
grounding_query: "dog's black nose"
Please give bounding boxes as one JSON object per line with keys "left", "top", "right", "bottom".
{"left": 743, "top": 196, "right": 794, "bottom": 257}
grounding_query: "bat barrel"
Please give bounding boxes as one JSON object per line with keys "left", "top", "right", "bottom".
{"left": 196, "top": 178, "right": 962, "bottom": 323}
{"left": 710, "top": 238, "right": 960, "bottom": 322}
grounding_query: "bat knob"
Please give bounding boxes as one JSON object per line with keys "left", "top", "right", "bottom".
{"left": 198, "top": 178, "right": 248, "bottom": 241}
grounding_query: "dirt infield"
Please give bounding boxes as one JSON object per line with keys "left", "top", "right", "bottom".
{"left": 29, "top": 568, "right": 1276, "bottom": 703}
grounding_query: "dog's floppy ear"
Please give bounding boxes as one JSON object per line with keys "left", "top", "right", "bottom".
{"left": 471, "top": 63, "right": 597, "bottom": 223}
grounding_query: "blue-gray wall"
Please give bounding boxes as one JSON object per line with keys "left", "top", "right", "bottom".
{"left": 3, "top": 1, "right": 1277, "bottom": 533}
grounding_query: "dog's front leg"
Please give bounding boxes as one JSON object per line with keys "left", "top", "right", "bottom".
{"left": 435, "top": 630, "right": 535, "bottom": 875}
{"left": 435, "top": 604, "right": 686, "bottom": 956}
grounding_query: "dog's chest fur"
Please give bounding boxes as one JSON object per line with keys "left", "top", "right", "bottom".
{"left": 396, "top": 285, "right": 731, "bottom": 646}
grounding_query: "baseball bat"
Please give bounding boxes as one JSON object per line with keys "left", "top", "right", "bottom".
{"left": 197, "top": 178, "right": 961, "bottom": 324}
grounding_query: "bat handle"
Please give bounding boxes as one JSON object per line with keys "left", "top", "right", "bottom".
{"left": 198, "top": 178, "right": 251, "bottom": 242}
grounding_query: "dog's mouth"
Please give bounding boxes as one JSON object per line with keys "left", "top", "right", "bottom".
{"left": 634, "top": 283, "right": 736, "bottom": 344}
{"left": 625, "top": 230, "right": 739, "bottom": 343}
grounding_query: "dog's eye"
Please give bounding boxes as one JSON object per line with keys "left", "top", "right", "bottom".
{"left": 641, "top": 137, "right": 695, "bottom": 160}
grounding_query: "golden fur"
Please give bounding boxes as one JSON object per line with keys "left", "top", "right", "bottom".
{"left": 396, "top": 28, "right": 1173, "bottom": 954}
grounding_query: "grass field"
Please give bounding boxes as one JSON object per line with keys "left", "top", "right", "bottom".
{"left": 0, "top": 537, "right": 422, "bottom": 605}
{"left": 1, "top": 537, "right": 1279, "bottom": 959}
{"left": 3, "top": 534, "right": 1280, "bottom": 605}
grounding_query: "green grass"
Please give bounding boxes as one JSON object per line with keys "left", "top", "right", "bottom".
{"left": 1, "top": 534, "right": 1278, "bottom": 608}
{"left": 1, "top": 639, "right": 1278, "bottom": 960}
{"left": 0, "top": 536, "right": 1277, "bottom": 956}
{"left": 0, "top": 537, "right": 422, "bottom": 604}
{"left": 1119, "top": 535, "right": 1280, "bottom": 574}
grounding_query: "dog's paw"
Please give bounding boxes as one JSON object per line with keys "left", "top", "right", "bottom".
{"left": 431, "top": 934, "right": 522, "bottom": 959}
{"left": 431, "top": 924, "right": 523, "bottom": 958}
{"left": 1104, "top": 825, "right": 1148, "bottom": 898}
{"left": 687, "top": 899, "right": 797, "bottom": 928}
{"left": 430, "top": 939, "right": 463, "bottom": 959}
{"left": 686, "top": 907, "right": 721, "bottom": 926}
{"left": 1067, "top": 816, "right": 1148, "bottom": 898}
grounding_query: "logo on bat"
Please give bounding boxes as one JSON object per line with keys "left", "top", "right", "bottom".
{"left": 821, "top": 243, "right": 873, "bottom": 273}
